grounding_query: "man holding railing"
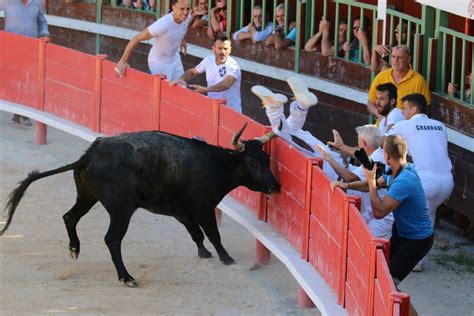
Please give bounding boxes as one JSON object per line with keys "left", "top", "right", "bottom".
{"left": 114, "top": 0, "right": 191, "bottom": 81}
{"left": 1, "top": 0, "right": 49, "bottom": 127}
{"left": 232, "top": 5, "right": 273, "bottom": 44}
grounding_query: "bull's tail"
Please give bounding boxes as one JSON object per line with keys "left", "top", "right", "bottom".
{"left": 1, "top": 161, "right": 81, "bottom": 236}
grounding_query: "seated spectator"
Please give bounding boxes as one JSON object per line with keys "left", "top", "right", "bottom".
{"left": 207, "top": 0, "right": 226, "bottom": 41}
{"left": 233, "top": 5, "right": 273, "bottom": 43}
{"left": 317, "top": 125, "right": 394, "bottom": 239}
{"left": 305, "top": 17, "right": 347, "bottom": 57}
{"left": 145, "top": 0, "right": 156, "bottom": 13}
{"left": 364, "top": 134, "right": 433, "bottom": 285}
{"left": 343, "top": 16, "right": 371, "bottom": 64}
{"left": 265, "top": 3, "right": 296, "bottom": 50}
{"left": 371, "top": 22, "right": 408, "bottom": 73}
{"left": 190, "top": 0, "right": 208, "bottom": 28}
{"left": 448, "top": 71, "right": 472, "bottom": 101}
{"left": 120, "top": 0, "right": 133, "bottom": 8}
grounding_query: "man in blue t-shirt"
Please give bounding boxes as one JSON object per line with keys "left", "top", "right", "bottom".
{"left": 363, "top": 134, "right": 433, "bottom": 285}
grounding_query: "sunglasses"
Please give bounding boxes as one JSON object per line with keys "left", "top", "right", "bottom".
{"left": 216, "top": 6, "right": 227, "bottom": 12}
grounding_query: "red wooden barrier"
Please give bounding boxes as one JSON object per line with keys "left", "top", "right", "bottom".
{"left": 1, "top": 31, "right": 416, "bottom": 316}
{"left": 267, "top": 137, "right": 309, "bottom": 252}
{"left": 0, "top": 32, "right": 39, "bottom": 108}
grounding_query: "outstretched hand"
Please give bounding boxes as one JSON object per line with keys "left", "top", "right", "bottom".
{"left": 327, "top": 129, "right": 344, "bottom": 149}
{"left": 188, "top": 84, "right": 208, "bottom": 94}
{"left": 315, "top": 144, "right": 331, "bottom": 161}
{"left": 114, "top": 61, "right": 129, "bottom": 78}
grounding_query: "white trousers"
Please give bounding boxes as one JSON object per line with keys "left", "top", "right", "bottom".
{"left": 418, "top": 170, "right": 454, "bottom": 229}
{"left": 265, "top": 101, "right": 342, "bottom": 181}
{"left": 148, "top": 55, "right": 184, "bottom": 81}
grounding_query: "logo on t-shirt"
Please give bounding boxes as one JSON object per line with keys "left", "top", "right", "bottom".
{"left": 219, "top": 67, "right": 226, "bottom": 77}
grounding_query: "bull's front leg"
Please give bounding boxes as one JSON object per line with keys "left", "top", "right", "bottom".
{"left": 198, "top": 212, "right": 235, "bottom": 265}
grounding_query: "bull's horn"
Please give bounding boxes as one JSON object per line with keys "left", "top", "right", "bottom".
{"left": 255, "top": 119, "right": 283, "bottom": 144}
{"left": 231, "top": 122, "right": 247, "bottom": 151}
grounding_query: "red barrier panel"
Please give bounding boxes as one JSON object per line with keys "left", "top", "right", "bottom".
{"left": 0, "top": 32, "right": 39, "bottom": 108}
{"left": 100, "top": 60, "right": 155, "bottom": 135}
{"left": 160, "top": 80, "right": 218, "bottom": 143}
{"left": 219, "top": 106, "right": 269, "bottom": 218}
{"left": 266, "top": 137, "right": 309, "bottom": 252}
{"left": 44, "top": 44, "right": 96, "bottom": 128}
{"left": 345, "top": 202, "right": 375, "bottom": 315}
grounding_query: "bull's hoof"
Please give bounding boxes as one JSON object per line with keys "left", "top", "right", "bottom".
{"left": 68, "top": 247, "right": 79, "bottom": 260}
{"left": 221, "top": 256, "right": 236, "bottom": 265}
{"left": 120, "top": 277, "right": 138, "bottom": 288}
{"left": 198, "top": 247, "right": 213, "bottom": 259}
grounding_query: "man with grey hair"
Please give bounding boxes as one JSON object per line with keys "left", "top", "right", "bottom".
{"left": 1, "top": 0, "right": 49, "bottom": 126}
{"left": 316, "top": 124, "right": 394, "bottom": 239}
{"left": 232, "top": 5, "right": 273, "bottom": 43}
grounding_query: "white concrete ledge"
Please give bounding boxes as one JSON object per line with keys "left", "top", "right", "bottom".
{"left": 0, "top": 100, "right": 102, "bottom": 143}
{"left": 218, "top": 196, "right": 347, "bottom": 316}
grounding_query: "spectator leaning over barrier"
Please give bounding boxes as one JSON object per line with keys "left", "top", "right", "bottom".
{"left": 265, "top": 3, "right": 296, "bottom": 50}
{"left": 1, "top": 0, "right": 49, "bottom": 127}
{"left": 386, "top": 93, "right": 454, "bottom": 271}
{"left": 232, "top": 5, "right": 273, "bottom": 44}
{"left": 367, "top": 45, "right": 430, "bottom": 121}
{"left": 305, "top": 18, "right": 347, "bottom": 57}
{"left": 342, "top": 16, "right": 371, "bottom": 64}
{"left": 190, "top": 0, "right": 208, "bottom": 29}
{"left": 251, "top": 77, "right": 344, "bottom": 180}
{"left": 374, "top": 83, "right": 404, "bottom": 135}
{"left": 316, "top": 125, "right": 394, "bottom": 240}
{"left": 115, "top": 0, "right": 191, "bottom": 81}
{"left": 170, "top": 35, "right": 242, "bottom": 113}
{"left": 207, "top": 0, "right": 226, "bottom": 41}
{"left": 364, "top": 134, "right": 433, "bottom": 285}
{"left": 371, "top": 22, "right": 408, "bottom": 73}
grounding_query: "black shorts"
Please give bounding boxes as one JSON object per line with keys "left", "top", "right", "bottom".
{"left": 389, "top": 224, "right": 434, "bottom": 284}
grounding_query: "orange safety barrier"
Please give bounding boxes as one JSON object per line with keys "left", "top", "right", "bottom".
{"left": 0, "top": 31, "right": 413, "bottom": 316}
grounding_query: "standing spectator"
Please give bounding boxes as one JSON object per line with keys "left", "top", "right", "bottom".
{"left": 1, "top": 0, "right": 49, "bottom": 127}
{"left": 364, "top": 134, "right": 433, "bottom": 285}
{"left": 317, "top": 125, "right": 394, "bottom": 239}
{"left": 190, "top": 0, "right": 208, "bottom": 28}
{"left": 207, "top": 0, "right": 226, "bottom": 41}
{"left": 374, "top": 83, "right": 404, "bottom": 135}
{"left": 387, "top": 94, "right": 454, "bottom": 270}
{"left": 233, "top": 5, "right": 273, "bottom": 43}
{"left": 342, "top": 16, "right": 371, "bottom": 64}
{"left": 367, "top": 45, "right": 430, "bottom": 121}
{"left": 371, "top": 22, "right": 408, "bottom": 73}
{"left": 305, "top": 18, "right": 347, "bottom": 58}
{"left": 170, "top": 35, "right": 242, "bottom": 113}
{"left": 265, "top": 3, "right": 296, "bottom": 50}
{"left": 114, "top": 0, "right": 191, "bottom": 81}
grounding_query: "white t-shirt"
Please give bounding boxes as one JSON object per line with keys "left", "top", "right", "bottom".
{"left": 388, "top": 114, "right": 452, "bottom": 174}
{"left": 147, "top": 13, "right": 191, "bottom": 65}
{"left": 379, "top": 108, "right": 404, "bottom": 135}
{"left": 195, "top": 55, "right": 242, "bottom": 112}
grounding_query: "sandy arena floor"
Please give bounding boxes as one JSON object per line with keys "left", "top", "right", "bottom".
{"left": 0, "top": 111, "right": 472, "bottom": 315}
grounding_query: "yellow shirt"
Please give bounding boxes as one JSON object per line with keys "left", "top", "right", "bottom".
{"left": 368, "top": 68, "right": 431, "bottom": 109}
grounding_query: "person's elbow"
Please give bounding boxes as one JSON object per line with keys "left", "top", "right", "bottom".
{"left": 373, "top": 209, "right": 386, "bottom": 219}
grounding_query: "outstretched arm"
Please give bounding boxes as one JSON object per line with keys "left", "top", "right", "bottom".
{"left": 115, "top": 28, "right": 153, "bottom": 77}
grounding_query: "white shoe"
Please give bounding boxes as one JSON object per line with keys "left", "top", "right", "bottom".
{"left": 412, "top": 262, "right": 423, "bottom": 272}
{"left": 286, "top": 76, "right": 318, "bottom": 108}
{"left": 251, "top": 85, "right": 288, "bottom": 109}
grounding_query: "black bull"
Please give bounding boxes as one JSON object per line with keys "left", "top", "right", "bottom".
{"left": 1, "top": 123, "right": 280, "bottom": 287}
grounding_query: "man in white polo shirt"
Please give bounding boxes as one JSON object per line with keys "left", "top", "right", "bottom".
{"left": 387, "top": 93, "right": 453, "bottom": 271}
{"left": 375, "top": 82, "right": 404, "bottom": 135}
{"left": 170, "top": 35, "right": 242, "bottom": 113}
{"left": 114, "top": 0, "right": 191, "bottom": 80}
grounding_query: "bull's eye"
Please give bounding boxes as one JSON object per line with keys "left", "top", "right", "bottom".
{"left": 247, "top": 160, "right": 255, "bottom": 166}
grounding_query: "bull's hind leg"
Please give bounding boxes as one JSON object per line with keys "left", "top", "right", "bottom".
{"left": 102, "top": 204, "right": 137, "bottom": 287}
{"left": 198, "top": 214, "right": 235, "bottom": 265}
{"left": 178, "top": 220, "right": 212, "bottom": 259}
{"left": 63, "top": 196, "right": 98, "bottom": 260}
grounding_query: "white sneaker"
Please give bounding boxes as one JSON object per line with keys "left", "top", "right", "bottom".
{"left": 286, "top": 76, "right": 318, "bottom": 108}
{"left": 412, "top": 262, "right": 423, "bottom": 272}
{"left": 251, "top": 85, "right": 288, "bottom": 109}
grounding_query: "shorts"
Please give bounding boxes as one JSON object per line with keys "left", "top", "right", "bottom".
{"left": 148, "top": 56, "right": 184, "bottom": 81}
{"left": 389, "top": 225, "right": 433, "bottom": 284}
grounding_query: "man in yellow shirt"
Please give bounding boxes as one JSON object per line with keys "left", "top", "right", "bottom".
{"left": 367, "top": 45, "right": 430, "bottom": 121}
